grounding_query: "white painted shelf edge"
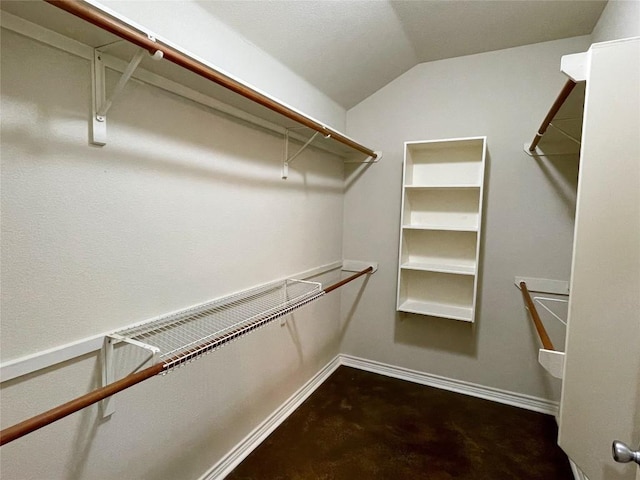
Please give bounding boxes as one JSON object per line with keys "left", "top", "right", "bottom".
{"left": 400, "top": 262, "right": 475, "bottom": 276}
{"left": 397, "top": 300, "right": 473, "bottom": 322}
{"left": 402, "top": 224, "right": 479, "bottom": 232}
{"left": 404, "top": 185, "right": 482, "bottom": 189}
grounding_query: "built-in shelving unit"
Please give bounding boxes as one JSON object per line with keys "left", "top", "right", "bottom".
{"left": 397, "top": 137, "right": 486, "bottom": 322}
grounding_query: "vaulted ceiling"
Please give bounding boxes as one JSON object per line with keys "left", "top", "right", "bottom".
{"left": 200, "top": 0, "right": 607, "bottom": 109}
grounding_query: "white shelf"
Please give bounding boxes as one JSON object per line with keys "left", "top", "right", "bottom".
{"left": 400, "top": 229, "right": 477, "bottom": 275}
{"left": 402, "top": 224, "right": 479, "bottom": 232}
{"left": 397, "top": 300, "right": 473, "bottom": 322}
{"left": 402, "top": 187, "right": 480, "bottom": 231}
{"left": 404, "top": 185, "right": 481, "bottom": 190}
{"left": 400, "top": 262, "right": 475, "bottom": 276}
{"left": 0, "top": 2, "right": 376, "bottom": 161}
{"left": 397, "top": 270, "right": 475, "bottom": 322}
{"left": 405, "top": 138, "right": 485, "bottom": 187}
{"left": 397, "top": 137, "right": 486, "bottom": 322}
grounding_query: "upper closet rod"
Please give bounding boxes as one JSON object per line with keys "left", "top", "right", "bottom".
{"left": 45, "top": 0, "right": 377, "bottom": 160}
{"left": 528, "top": 79, "right": 576, "bottom": 152}
{"left": 519, "top": 281, "right": 555, "bottom": 351}
{"left": 0, "top": 266, "right": 373, "bottom": 447}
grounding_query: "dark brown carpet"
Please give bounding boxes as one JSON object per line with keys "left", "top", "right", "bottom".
{"left": 227, "top": 366, "right": 573, "bottom": 479}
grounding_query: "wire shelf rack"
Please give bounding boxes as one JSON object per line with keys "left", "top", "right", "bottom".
{"left": 110, "top": 279, "right": 323, "bottom": 372}
{"left": 0, "top": 266, "right": 375, "bottom": 446}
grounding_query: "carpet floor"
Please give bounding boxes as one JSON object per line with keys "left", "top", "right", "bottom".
{"left": 227, "top": 366, "right": 573, "bottom": 479}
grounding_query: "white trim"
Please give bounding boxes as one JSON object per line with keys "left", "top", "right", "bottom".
{"left": 0, "top": 335, "right": 106, "bottom": 383}
{"left": 569, "top": 458, "right": 589, "bottom": 480}
{"left": 0, "top": 261, "right": 342, "bottom": 383}
{"left": 561, "top": 52, "right": 589, "bottom": 82}
{"left": 199, "top": 356, "right": 342, "bottom": 480}
{"left": 339, "top": 355, "right": 559, "bottom": 415}
{"left": 200, "top": 354, "right": 560, "bottom": 479}
{"left": 538, "top": 348, "right": 565, "bottom": 380}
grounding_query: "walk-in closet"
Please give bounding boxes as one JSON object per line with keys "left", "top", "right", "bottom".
{"left": 1, "top": 1, "right": 638, "bottom": 479}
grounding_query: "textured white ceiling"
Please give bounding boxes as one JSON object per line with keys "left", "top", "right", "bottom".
{"left": 198, "top": 0, "right": 607, "bottom": 109}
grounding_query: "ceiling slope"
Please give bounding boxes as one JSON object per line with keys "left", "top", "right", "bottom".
{"left": 200, "top": 0, "right": 606, "bottom": 109}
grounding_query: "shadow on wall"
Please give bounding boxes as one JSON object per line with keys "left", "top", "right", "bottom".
{"left": 2, "top": 80, "right": 344, "bottom": 196}
{"left": 393, "top": 312, "right": 478, "bottom": 357}
{"left": 339, "top": 275, "right": 372, "bottom": 343}
{"left": 532, "top": 153, "right": 580, "bottom": 219}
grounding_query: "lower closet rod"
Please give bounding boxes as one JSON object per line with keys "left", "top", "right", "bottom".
{"left": 0, "top": 266, "right": 373, "bottom": 446}
{"left": 519, "top": 281, "right": 555, "bottom": 351}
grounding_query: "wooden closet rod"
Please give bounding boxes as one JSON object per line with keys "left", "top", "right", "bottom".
{"left": 519, "top": 281, "right": 555, "bottom": 351}
{"left": 0, "top": 267, "right": 373, "bottom": 446}
{"left": 528, "top": 79, "right": 576, "bottom": 152}
{"left": 324, "top": 266, "right": 372, "bottom": 294}
{"left": 45, "top": 0, "right": 378, "bottom": 160}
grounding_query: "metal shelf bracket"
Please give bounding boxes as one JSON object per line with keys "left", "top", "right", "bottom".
{"left": 281, "top": 127, "right": 382, "bottom": 178}
{"left": 100, "top": 334, "right": 159, "bottom": 417}
{"left": 282, "top": 128, "right": 321, "bottom": 179}
{"left": 91, "top": 38, "right": 163, "bottom": 146}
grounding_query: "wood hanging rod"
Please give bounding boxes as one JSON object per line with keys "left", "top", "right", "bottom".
{"left": 0, "top": 267, "right": 373, "bottom": 446}
{"left": 528, "top": 79, "right": 576, "bottom": 152}
{"left": 44, "top": 0, "right": 377, "bottom": 160}
{"left": 519, "top": 281, "right": 555, "bottom": 351}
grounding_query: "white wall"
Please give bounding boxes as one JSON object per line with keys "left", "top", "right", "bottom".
{"left": 98, "top": 0, "right": 346, "bottom": 131}
{"left": 591, "top": 0, "right": 640, "bottom": 43}
{"left": 342, "top": 35, "right": 592, "bottom": 401}
{"left": 0, "top": 24, "right": 345, "bottom": 479}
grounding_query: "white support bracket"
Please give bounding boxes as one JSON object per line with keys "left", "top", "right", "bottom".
{"left": 342, "top": 260, "right": 378, "bottom": 274}
{"left": 91, "top": 39, "right": 163, "bottom": 146}
{"left": 561, "top": 51, "right": 589, "bottom": 83}
{"left": 100, "top": 334, "right": 160, "bottom": 417}
{"left": 538, "top": 348, "right": 565, "bottom": 379}
{"left": 282, "top": 128, "right": 321, "bottom": 179}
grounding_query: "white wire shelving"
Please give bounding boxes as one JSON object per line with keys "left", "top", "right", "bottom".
{"left": 0, "top": 266, "right": 373, "bottom": 446}
{"left": 108, "top": 279, "right": 324, "bottom": 372}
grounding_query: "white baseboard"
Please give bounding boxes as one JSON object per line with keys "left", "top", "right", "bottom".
{"left": 202, "top": 354, "right": 560, "bottom": 479}
{"left": 199, "top": 356, "right": 342, "bottom": 480}
{"left": 339, "top": 354, "right": 559, "bottom": 416}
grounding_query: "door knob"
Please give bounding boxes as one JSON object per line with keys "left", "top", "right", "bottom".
{"left": 612, "top": 441, "right": 640, "bottom": 465}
